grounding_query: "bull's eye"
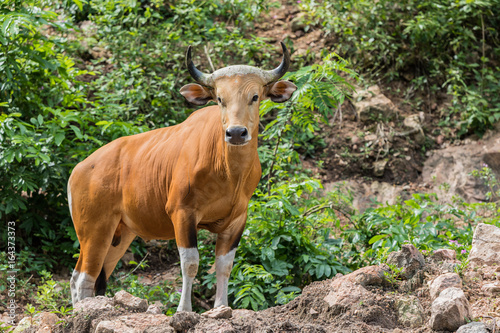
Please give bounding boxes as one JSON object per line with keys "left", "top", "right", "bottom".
{"left": 252, "top": 94, "right": 259, "bottom": 102}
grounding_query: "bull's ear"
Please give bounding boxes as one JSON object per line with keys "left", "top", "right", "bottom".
{"left": 266, "top": 80, "right": 297, "bottom": 103}
{"left": 180, "top": 83, "right": 214, "bottom": 106}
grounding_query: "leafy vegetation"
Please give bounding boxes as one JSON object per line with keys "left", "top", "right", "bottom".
{"left": 2, "top": 0, "right": 500, "bottom": 315}
{"left": 302, "top": 0, "right": 500, "bottom": 135}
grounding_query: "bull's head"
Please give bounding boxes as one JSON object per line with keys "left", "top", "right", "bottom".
{"left": 180, "top": 43, "right": 297, "bottom": 146}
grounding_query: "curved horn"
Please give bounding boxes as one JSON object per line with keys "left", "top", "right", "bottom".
{"left": 264, "top": 42, "right": 291, "bottom": 85}
{"left": 186, "top": 46, "right": 212, "bottom": 87}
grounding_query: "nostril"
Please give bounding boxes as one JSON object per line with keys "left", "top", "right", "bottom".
{"left": 241, "top": 128, "right": 248, "bottom": 137}
{"left": 226, "top": 129, "right": 232, "bottom": 137}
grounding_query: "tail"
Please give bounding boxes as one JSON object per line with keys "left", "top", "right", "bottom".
{"left": 95, "top": 267, "right": 107, "bottom": 296}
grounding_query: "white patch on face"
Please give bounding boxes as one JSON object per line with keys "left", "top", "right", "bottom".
{"left": 177, "top": 247, "right": 199, "bottom": 312}
{"left": 211, "top": 65, "right": 272, "bottom": 82}
{"left": 70, "top": 271, "right": 95, "bottom": 306}
{"left": 214, "top": 248, "right": 237, "bottom": 307}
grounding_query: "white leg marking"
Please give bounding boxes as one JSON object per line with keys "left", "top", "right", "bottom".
{"left": 177, "top": 247, "right": 199, "bottom": 312}
{"left": 67, "top": 180, "right": 73, "bottom": 220}
{"left": 70, "top": 269, "right": 79, "bottom": 306}
{"left": 71, "top": 272, "right": 95, "bottom": 305}
{"left": 214, "top": 248, "right": 236, "bottom": 308}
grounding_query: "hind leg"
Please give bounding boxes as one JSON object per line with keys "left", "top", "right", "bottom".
{"left": 102, "top": 225, "right": 137, "bottom": 280}
{"left": 70, "top": 214, "right": 121, "bottom": 306}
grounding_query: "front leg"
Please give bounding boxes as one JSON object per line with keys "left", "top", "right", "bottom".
{"left": 171, "top": 210, "right": 199, "bottom": 312}
{"left": 214, "top": 214, "right": 246, "bottom": 308}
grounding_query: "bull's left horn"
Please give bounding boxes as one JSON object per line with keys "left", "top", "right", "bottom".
{"left": 186, "top": 46, "right": 212, "bottom": 87}
{"left": 264, "top": 42, "right": 291, "bottom": 85}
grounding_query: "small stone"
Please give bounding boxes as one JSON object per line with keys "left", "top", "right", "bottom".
{"left": 74, "top": 295, "right": 114, "bottom": 313}
{"left": 373, "top": 160, "right": 387, "bottom": 177}
{"left": 456, "top": 322, "right": 488, "bottom": 333}
{"left": 114, "top": 290, "right": 148, "bottom": 312}
{"left": 481, "top": 282, "right": 500, "bottom": 296}
{"left": 309, "top": 308, "right": 319, "bottom": 315}
{"left": 146, "top": 304, "right": 163, "bottom": 315}
{"left": 395, "top": 296, "right": 424, "bottom": 328}
{"left": 387, "top": 244, "right": 425, "bottom": 279}
{"left": 430, "top": 273, "right": 462, "bottom": 301}
{"left": 468, "top": 223, "right": 500, "bottom": 267}
{"left": 201, "top": 305, "right": 232, "bottom": 319}
{"left": 170, "top": 311, "right": 201, "bottom": 331}
{"left": 432, "top": 249, "right": 457, "bottom": 262}
{"left": 430, "top": 287, "right": 471, "bottom": 331}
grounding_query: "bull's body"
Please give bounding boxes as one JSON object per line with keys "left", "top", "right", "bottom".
{"left": 69, "top": 43, "right": 295, "bottom": 312}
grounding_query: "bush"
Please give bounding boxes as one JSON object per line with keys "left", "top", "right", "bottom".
{"left": 302, "top": 0, "right": 500, "bottom": 134}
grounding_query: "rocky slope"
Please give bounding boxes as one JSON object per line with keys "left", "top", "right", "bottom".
{"left": 8, "top": 223, "right": 499, "bottom": 333}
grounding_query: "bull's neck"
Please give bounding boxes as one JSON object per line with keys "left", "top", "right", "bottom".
{"left": 215, "top": 128, "right": 258, "bottom": 181}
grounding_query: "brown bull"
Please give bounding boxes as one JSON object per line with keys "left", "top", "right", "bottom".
{"left": 68, "top": 43, "right": 297, "bottom": 311}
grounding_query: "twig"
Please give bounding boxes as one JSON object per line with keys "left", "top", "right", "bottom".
{"left": 119, "top": 252, "right": 150, "bottom": 280}
{"left": 204, "top": 45, "right": 215, "bottom": 72}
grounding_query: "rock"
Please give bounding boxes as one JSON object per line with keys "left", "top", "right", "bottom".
{"left": 430, "top": 273, "right": 463, "bottom": 301}
{"left": 352, "top": 85, "right": 398, "bottom": 122}
{"left": 432, "top": 249, "right": 457, "bottom": 262}
{"left": 323, "top": 280, "right": 370, "bottom": 308}
{"left": 481, "top": 282, "right": 500, "bottom": 296}
{"left": 469, "top": 223, "right": 500, "bottom": 267}
{"left": 456, "top": 322, "right": 488, "bottom": 333}
{"left": 74, "top": 295, "right": 114, "bottom": 312}
{"left": 146, "top": 304, "right": 163, "bottom": 315}
{"left": 94, "top": 313, "right": 169, "bottom": 333}
{"left": 170, "top": 311, "right": 201, "bottom": 331}
{"left": 114, "top": 290, "right": 148, "bottom": 312}
{"left": 373, "top": 159, "right": 387, "bottom": 177}
{"left": 463, "top": 270, "right": 483, "bottom": 284}
{"left": 387, "top": 244, "right": 425, "bottom": 279}
{"left": 290, "top": 12, "right": 307, "bottom": 32}
{"left": 13, "top": 312, "right": 59, "bottom": 333}
{"left": 330, "top": 265, "right": 390, "bottom": 289}
{"left": 395, "top": 296, "right": 424, "bottom": 328}
{"left": 201, "top": 305, "right": 232, "bottom": 319}
{"left": 403, "top": 114, "right": 426, "bottom": 145}
{"left": 421, "top": 133, "right": 500, "bottom": 203}
{"left": 430, "top": 287, "right": 471, "bottom": 331}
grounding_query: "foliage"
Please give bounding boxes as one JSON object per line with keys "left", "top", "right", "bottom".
{"left": 198, "top": 177, "right": 352, "bottom": 311}
{"left": 343, "top": 192, "right": 500, "bottom": 268}
{"left": 107, "top": 272, "right": 180, "bottom": 315}
{"left": 34, "top": 271, "right": 72, "bottom": 313}
{"left": 302, "top": 0, "right": 500, "bottom": 134}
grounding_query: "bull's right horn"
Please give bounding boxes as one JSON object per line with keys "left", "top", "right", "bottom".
{"left": 186, "top": 46, "right": 213, "bottom": 87}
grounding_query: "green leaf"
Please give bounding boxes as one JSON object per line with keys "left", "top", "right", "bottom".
{"left": 54, "top": 132, "right": 65, "bottom": 146}
{"left": 368, "top": 234, "right": 388, "bottom": 245}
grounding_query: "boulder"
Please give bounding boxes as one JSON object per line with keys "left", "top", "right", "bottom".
{"left": 421, "top": 130, "right": 500, "bottom": 203}
{"left": 170, "top": 311, "right": 201, "bottom": 331}
{"left": 74, "top": 295, "right": 114, "bottom": 313}
{"left": 432, "top": 249, "right": 457, "bottom": 262}
{"left": 468, "top": 223, "right": 500, "bottom": 267}
{"left": 12, "top": 312, "right": 59, "bottom": 333}
{"left": 114, "top": 290, "right": 148, "bottom": 312}
{"left": 330, "top": 265, "right": 390, "bottom": 289}
{"left": 201, "top": 305, "right": 232, "bottom": 319}
{"left": 429, "top": 273, "right": 463, "bottom": 301}
{"left": 395, "top": 296, "right": 424, "bottom": 328}
{"left": 429, "top": 287, "right": 471, "bottom": 331}
{"left": 352, "top": 85, "right": 398, "bottom": 122}
{"left": 386, "top": 244, "right": 425, "bottom": 279}
{"left": 456, "top": 322, "right": 488, "bottom": 333}
{"left": 94, "top": 313, "right": 169, "bottom": 333}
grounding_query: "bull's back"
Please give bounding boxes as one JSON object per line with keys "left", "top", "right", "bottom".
{"left": 69, "top": 106, "right": 221, "bottom": 239}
